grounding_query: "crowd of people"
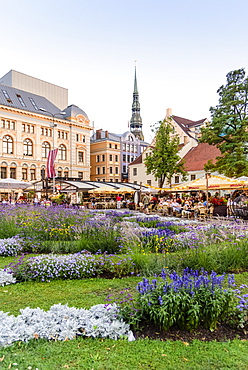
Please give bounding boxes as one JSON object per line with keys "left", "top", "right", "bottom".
{"left": 0, "top": 191, "right": 244, "bottom": 219}
{"left": 140, "top": 192, "right": 235, "bottom": 218}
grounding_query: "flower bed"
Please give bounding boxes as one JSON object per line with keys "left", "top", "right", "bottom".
{"left": 0, "top": 303, "right": 134, "bottom": 348}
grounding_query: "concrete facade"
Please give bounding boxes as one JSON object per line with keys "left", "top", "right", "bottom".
{"left": 0, "top": 70, "right": 68, "bottom": 111}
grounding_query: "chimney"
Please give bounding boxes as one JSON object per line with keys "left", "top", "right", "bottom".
{"left": 96, "top": 129, "right": 102, "bottom": 140}
{"left": 166, "top": 108, "right": 172, "bottom": 118}
{"left": 105, "top": 130, "right": 109, "bottom": 138}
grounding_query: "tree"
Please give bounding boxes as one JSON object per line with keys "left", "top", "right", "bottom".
{"left": 200, "top": 68, "right": 248, "bottom": 177}
{"left": 144, "top": 119, "right": 187, "bottom": 188}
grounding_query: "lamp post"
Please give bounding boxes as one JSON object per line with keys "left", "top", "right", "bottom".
{"left": 39, "top": 108, "right": 66, "bottom": 194}
{"left": 205, "top": 172, "right": 211, "bottom": 211}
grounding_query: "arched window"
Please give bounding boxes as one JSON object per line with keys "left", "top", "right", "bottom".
{"left": 23, "top": 139, "right": 33, "bottom": 156}
{"left": 3, "top": 135, "right": 13, "bottom": 154}
{"left": 42, "top": 141, "right": 51, "bottom": 158}
{"left": 58, "top": 144, "right": 66, "bottom": 160}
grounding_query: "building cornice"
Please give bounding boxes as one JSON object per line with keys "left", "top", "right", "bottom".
{"left": 0, "top": 105, "right": 91, "bottom": 131}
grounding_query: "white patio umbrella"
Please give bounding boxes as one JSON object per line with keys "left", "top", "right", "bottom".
{"left": 0, "top": 178, "right": 32, "bottom": 189}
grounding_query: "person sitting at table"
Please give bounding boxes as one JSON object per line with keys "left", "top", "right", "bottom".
{"left": 181, "top": 200, "right": 192, "bottom": 218}
{"left": 171, "top": 198, "right": 182, "bottom": 215}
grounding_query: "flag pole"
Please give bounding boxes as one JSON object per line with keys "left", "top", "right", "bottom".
{"left": 39, "top": 108, "right": 66, "bottom": 197}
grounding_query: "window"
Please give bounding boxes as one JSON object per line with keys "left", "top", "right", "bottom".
{"left": 133, "top": 168, "right": 137, "bottom": 176}
{"left": 97, "top": 167, "right": 100, "bottom": 175}
{"left": 131, "top": 145, "right": 134, "bottom": 152}
{"left": 76, "top": 134, "right": 79, "bottom": 141}
{"left": 57, "top": 170, "right": 62, "bottom": 177}
{"left": 115, "top": 144, "right": 117, "bottom": 149}
{"left": 123, "top": 143, "right": 126, "bottom": 151}
{"left": 58, "top": 131, "right": 67, "bottom": 140}
{"left": 102, "top": 179, "right": 105, "bottom": 182}
{"left": 64, "top": 171, "right": 69, "bottom": 178}
{"left": 16, "top": 94, "right": 26, "bottom": 107}
{"left": 123, "top": 154, "right": 126, "bottom": 162}
{"left": 102, "top": 154, "right": 105, "bottom": 162}
{"left": 175, "top": 176, "right": 180, "bottom": 183}
{"left": 96, "top": 155, "right": 100, "bottom": 162}
{"left": 1, "top": 166, "right": 7, "bottom": 179}
{"left": 30, "top": 168, "right": 36, "bottom": 181}
{"left": 1, "top": 119, "right": 15, "bottom": 130}
{"left": 127, "top": 144, "right": 130, "bottom": 151}
{"left": 115, "top": 155, "right": 118, "bottom": 162}
{"left": 42, "top": 142, "right": 51, "bottom": 158}
{"left": 191, "top": 174, "right": 196, "bottom": 181}
{"left": 2, "top": 90, "right": 12, "bottom": 104}
{"left": 3, "top": 135, "right": 13, "bottom": 154}
{"left": 78, "top": 172, "right": 83, "bottom": 179}
{"left": 22, "top": 123, "right": 34, "bottom": 133}
{"left": 109, "top": 167, "right": 113, "bottom": 174}
{"left": 109, "top": 143, "right": 112, "bottom": 148}
{"left": 109, "top": 154, "right": 113, "bottom": 161}
{"left": 23, "top": 138, "right": 33, "bottom": 156}
{"left": 22, "top": 168, "right": 28, "bottom": 180}
{"left": 10, "top": 167, "right": 16, "bottom": 179}
{"left": 147, "top": 180, "right": 152, "bottom": 186}
{"left": 102, "top": 167, "right": 105, "bottom": 174}
{"left": 82, "top": 135, "right": 86, "bottom": 143}
{"left": 78, "top": 151, "right": 84, "bottom": 162}
{"left": 127, "top": 155, "right": 130, "bottom": 162}
{"left": 29, "top": 97, "right": 39, "bottom": 110}
{"left": 123, "top": 165, "right": 126, "bottom": 173}
{"left": 115, "top": 179, "right": 118, "bottom": 182}
{"left": 115, "top": 167, "right": 118, "bottom": 174}
{"left": 58, "top": 144, "right": 66, "bottom": 160}
{"left": 110, "top": 178, "right": 113, "bottom": 182}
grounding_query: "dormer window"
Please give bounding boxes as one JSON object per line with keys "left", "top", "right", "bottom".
{"left": 2, "top": 90, "right": 12, "bottom": 104}
{"left": 16, "top": 94, "right": 26, "bottom": 107}
{"left": 29, "top": 97, "right": 39, "bottom": 110}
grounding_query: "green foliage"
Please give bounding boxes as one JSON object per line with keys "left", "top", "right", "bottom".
{"left": 119, "top": 271, "right": 235, "bottom": 332}
{"left": 144, "top": 119, "right": 187, "bottom": 187}
{"left": 78, "top": 225, "right": 121, "bottom": 254}
{"left": 200, "top": 68, "right": 248, "bottom": 177}
{"left": 178, "top": 239, "right": 248, "bottom": 274}
{"left": 0, "top": 217, "right": 21, "bottom": 238}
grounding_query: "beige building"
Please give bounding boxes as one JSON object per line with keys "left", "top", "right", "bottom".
{"left": 129, "top": 108, "right": 209, "bottom": 187}
{"left": 90, "top": 130, "right": 121, "bottom": 182}
{"left": 0, "top": 74, "right": 91, "bottom": 184}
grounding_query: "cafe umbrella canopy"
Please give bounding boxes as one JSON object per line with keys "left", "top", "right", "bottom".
{"left": 0, "top": 178, "right": 32, "bottom": 189}
{"left": 0, "top": 178, "right": 32, "bottom": 200}
{"left": 170, "top": 175, "right": 247, "bottom": 192}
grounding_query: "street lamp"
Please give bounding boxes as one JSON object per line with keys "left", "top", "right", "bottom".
{"left": 39, "top": 108, "right": 66, "bottom": 194}
{"left": 205, "top": 172, "right": 211, "bottom": 211}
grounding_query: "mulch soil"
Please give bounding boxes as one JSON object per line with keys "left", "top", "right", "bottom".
{"left": 134, "top": 322, "right": 248, "bottom": 342}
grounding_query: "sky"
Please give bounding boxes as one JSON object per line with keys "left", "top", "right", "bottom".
{"left": 1, "top": 0, "right": 248, "bottom": 142}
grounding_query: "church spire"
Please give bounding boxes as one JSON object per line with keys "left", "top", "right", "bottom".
{"left": 130, "top": 66, "right": 144, "bottom": 141}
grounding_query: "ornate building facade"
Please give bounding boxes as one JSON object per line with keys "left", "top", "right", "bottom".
{"left": 0, "top": 72, "right": 91, "bottom": 183}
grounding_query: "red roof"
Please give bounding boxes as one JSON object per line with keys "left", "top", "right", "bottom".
{"left": 129, "top": 154, "right": 142, "bottom": 166}
{"left": 182, "top": 143, "right": 221, "bottom": 171}
{"left": 172, "top": 116, "right": 207, "bottom": 138}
